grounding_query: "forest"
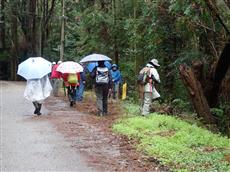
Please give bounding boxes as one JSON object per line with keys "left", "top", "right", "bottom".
{"left": 1, "top": 0, "right": 230, "bottom": 135}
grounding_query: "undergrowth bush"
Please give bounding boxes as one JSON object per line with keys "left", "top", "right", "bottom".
{"left": 113, "top": 105, "right": 230, "bottom": 171}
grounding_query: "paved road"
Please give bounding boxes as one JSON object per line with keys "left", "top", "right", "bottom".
{"left": 0, "top": 81, "right": 95, "bottom": 171}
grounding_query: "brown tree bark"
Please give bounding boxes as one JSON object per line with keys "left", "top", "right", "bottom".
{"left": 29, "top": 0, "right": 37, "bottom": 55}
{"left": 179, "top": 64, "right": 215, "bottom": 124}
{"left": 42, "top": 0, "right": 56, "bottom": 54}
{"left": 0, "top": 0, "right": 5, "bottom": 49}
{"left": 10, "top": 11, "right": 18, "bottom": 81}
{"left": 209, "top": 42, "right": 230, "bottom": 107}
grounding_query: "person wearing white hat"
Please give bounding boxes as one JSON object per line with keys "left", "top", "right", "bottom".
{"left": 141, "top": 59, "right": 161, "bottom": 116}
{"left": 149, "top": 58, "right": 160, "bottom": 67}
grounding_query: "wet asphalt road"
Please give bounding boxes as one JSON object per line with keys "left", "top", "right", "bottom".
{"left": 0, "top": 81, "right": 95, "bottom": 171}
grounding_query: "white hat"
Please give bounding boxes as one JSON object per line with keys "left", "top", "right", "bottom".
{"left": 52, "top": 62, "right": 56, "bottom": 65}
{"left": 146, "top": 63, "right": 153, "bottom": 68}
{"left": 150, "top": 59, "right": 160, "bottom": 67}
{"left": 57, "top": 60, "right": 62, "bottom": 64}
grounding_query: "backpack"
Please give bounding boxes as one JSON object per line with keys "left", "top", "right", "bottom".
{"left": 137, "top": 73, "right": 147, "bottom": 85}
{"left": 96, "top": 67, "right": 109, "bottom": 84}
{"left": 67, "top": 74, "right": 78, "bottom": 84}
{"left": 137, "top": 67, "right": 150, "bottom": 85}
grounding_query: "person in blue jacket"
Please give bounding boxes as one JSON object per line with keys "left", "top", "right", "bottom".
{"left": 110, "top": 64, "right": 122, "bottom": 99}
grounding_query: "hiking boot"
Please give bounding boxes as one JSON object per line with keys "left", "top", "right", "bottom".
{"left": 38, "top": 103, "right": 42, "bottom": 111}
{"left": 37, "top": 112, "right": 42, "bottom": 116}
{"left": 70, "top": 101, "right": 74, "bottom": 107}
{"left": 34, "top": 108, "right": 39, "bottom": 114}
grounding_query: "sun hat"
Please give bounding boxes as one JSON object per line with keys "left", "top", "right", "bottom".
{"left": 150, "top": 59, "right": 160, "bottom": 67}
{"left": 57, "top": 60, "right": 62, "bottom": 64}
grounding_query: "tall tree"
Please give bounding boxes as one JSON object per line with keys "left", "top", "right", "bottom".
{"left": 9, "top": 0, "right": 19, "bottom": 80}
{"left": 0, "top": 0, "right": 5, "bottom": 49}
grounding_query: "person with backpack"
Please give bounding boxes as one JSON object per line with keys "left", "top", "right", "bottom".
{"left": 90, "top": 61, "right": 112, "bottom": 116}
{"left": 110, "top": 64, "right": 122, "bottom": 99}
{"left": 140, "top": 59, "right": 161, "bottom": 116}
{"left": 50, "top": 61, "right": 62, "bottom": 96}
{"left": 62, "top": 73, "right": 80, "bottom": 107}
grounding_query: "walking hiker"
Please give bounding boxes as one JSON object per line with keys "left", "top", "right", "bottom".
{"left": 76, "top": 66, "right": 86, "bottom": 101}
{"left": 139, "top": 59, "right": 161, "bottom": 116}
{"left": 24, "top": 75, "right": 52, "bottom": 115}
{"left": 50, "top": 61, "right": 62, "bottom": 96}
{"left": 62, "top": 73, "right": 80, "bottom": 107}
{"left": 110, "top": 64, "right": 122, "bottom": 99}
{"left": 90, "top": 61, "right": 112, "bottom": 116}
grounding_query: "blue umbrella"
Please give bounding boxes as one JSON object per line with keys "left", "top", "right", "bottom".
{"left": 87, "top": 61, "right": 112, "bottom": 72}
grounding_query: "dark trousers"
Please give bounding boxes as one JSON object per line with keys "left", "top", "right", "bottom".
{"left": 95, "top": 85, "right": 109, "bottom": 114}
{"left": 67, "top": 86, "right": 76, "bottom": 103}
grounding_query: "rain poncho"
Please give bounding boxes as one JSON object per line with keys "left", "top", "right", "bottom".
{"left": 24, "top": 75, "right": 52, "bottom": 102}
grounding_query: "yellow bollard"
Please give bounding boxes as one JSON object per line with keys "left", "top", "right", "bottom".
{"left": 122, "top": 83, "right": 127, "bottom": 100}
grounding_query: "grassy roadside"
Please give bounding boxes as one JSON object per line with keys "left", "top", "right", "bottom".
{"left": 112, "top": 103, "right": 230, "bottom": 171}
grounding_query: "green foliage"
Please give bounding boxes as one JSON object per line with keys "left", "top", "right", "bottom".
{"left": 211, "top": 105, "right": 230, "bottom": 135}
{"left": 122, "top": 102, "right": 140, "bottom": 116}
{"left": 0, "top": 51, "right": 9, "bottom": 61}
{"left": 211, "top": 108, "right": 224, "bottom": 118}
{"left": 113, "top": 113, "right": 230, "bottom": 171}
{"left": 171, "top": 98, "right": 191, "bottom": 114}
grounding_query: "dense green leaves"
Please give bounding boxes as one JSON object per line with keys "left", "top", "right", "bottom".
{"left": 113, "top": 107, "right": 230, "bottom": 171}
{"left": 2, "top": 0, "right": 229, "bottom": 103}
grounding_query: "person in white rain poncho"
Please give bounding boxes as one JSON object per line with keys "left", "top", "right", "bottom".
{"left": 141, "top": 59, "right": 161, "bottom": 116}
{"left": 24, "top": 75, "right": 52, "bottom": 115}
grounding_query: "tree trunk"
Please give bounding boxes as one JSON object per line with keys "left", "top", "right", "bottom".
{"left": 0, "top": 0, "right": 5, "bottom": 49}
{"left": 30, "top": 0, "right": 37, "bottom": 55}
{"left": 179, "top": 64, "right": 215, "bottom": 124}
{"left": 10, "top": 13, "right": 18, "bottom": 81}
{"left": 112, "top": 0, "right": 119, "bottom": 64}
{"left": 41, "top": 0, "right": 56, "bottom": 55}
{"left": 205, "top": 0, "right": 230, "bottom": 34}
{"left": 209, "top": 42, "right": 230, "bottom": 107}
{"left": 60, "top": 0, "right": 65, "bottom": 61}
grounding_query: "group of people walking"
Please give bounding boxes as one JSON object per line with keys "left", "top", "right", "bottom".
{"left": 22, "top": 57, "right": 160, "bottom": 117}
{"left": 50, "top": 61, "right": 87, "bottom": 107}
{"left": 24, "top": 59, "right": 122, "bottom": 116}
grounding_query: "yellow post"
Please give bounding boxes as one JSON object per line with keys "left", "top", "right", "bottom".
{"left": 122, "top": 83, "right": 127, "bottom": 100}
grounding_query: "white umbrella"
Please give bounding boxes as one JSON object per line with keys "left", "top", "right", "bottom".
{"left": 17, "top": 57, "right": 52, "bottom": 80}
{"left": 56, "top": 61, "right": 83, "bottom": 74}
{"left": 80, "top": 53, "right": 112, "bottom": 63}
